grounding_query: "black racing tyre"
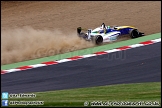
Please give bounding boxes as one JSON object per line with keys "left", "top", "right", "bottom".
{"left": 92, "top": 35, "right": 103, "bottom": 45}
{"left": 129, "top": 29, "right": 140, "bottom": 39}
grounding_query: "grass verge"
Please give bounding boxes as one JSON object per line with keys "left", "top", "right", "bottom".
{"left": 7, "top": 82, "right": 161, "bottom": 107}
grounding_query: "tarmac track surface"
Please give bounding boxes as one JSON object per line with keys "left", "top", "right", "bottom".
{"left": 1, "top": 42, "right": 161, "bottom": 93}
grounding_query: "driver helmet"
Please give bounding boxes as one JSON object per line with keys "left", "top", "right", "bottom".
{"left": 107, "top": 26, "right": 110, "bottom": 29}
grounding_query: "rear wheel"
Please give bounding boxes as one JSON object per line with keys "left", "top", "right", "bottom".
{"left": 92, "top": 35, "right": 103, "bottom": 45}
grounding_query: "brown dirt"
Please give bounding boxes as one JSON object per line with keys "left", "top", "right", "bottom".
{"left": 1, "top": 1, "right": 161, "bottom": 65}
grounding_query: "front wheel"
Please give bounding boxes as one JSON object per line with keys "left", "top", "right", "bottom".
{"left": 129, "top": 29, "right": 139, "bottom": 39}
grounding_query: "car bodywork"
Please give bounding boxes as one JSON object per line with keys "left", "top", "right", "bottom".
{"left": 77, "top": 23, "right": 145, "bottom": 45}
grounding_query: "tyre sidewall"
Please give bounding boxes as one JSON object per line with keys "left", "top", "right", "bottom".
{"left": 130, "top": 29, "right": 139, "bottom": 38}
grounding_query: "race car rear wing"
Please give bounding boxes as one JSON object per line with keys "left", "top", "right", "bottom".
{"left": 77, "top": 27, "right": 92, "bottom": 40}
{"left": 77, "top": 27, "right": 82, "bottom": 34}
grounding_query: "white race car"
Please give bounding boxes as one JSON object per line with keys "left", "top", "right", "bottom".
{"left": 77, "top": 23, "right": 144, "bottom": 45}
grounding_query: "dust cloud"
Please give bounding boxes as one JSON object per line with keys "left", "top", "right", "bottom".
{"left": 1, "top": 26, "right": 95, "bottom": 65}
